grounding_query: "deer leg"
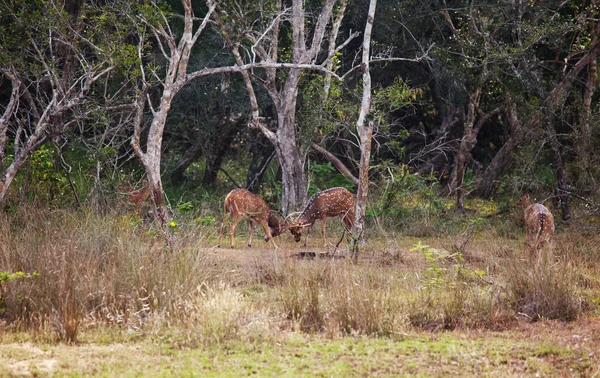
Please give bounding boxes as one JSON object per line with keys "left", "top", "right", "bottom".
{"left": 303, "top": 226, "right": 311, "bottom": 247}
{"left": 526, "top": 230, "right": 534, "bottom": 249}
{"left": 322, "top": 218, "right": 327, "bottom": 248}
{"left": 258, "top": 220, "right": 278, "bottom": 249}
{"left": 229, "top": 216, "right": 243, "bottom": 249}
{"left": 217, "top": 215, "right": 230, "bottom": 248}
{"left": 247, "top": 220, "right": 254, "bottom": 247}
{"left": 342, "top": 214, "right": 353, "bottom": 244}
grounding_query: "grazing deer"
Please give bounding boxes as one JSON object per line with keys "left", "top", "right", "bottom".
{"left": 118, "top": 180, "right": 151, "bottom": 215}
{"left": 287, "top": 187, "right": 355, "bottom": 248}
{"left": 517, "top": 193, "right": 555, "bottom": 263}
{"left": 217, "top": 188, "right": 284, "bottom": 249}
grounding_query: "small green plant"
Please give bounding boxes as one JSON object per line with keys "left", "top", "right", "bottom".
{"left": 0, "top": 271, "right": 39, "bottom": 286}
{"left": 410, "top": 242, "right": 447, "bottom": 290}
{"left": 195, "top": 215, "right": 216, "bottom": 227}
{"left": 177, "top": 201, "right": 194, "bottom": 214}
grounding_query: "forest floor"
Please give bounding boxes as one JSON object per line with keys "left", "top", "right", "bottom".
{"left": 1, "top": 232, "right": 600, "bottom": 377}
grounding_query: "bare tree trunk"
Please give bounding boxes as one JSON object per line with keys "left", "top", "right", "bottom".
{"left": 213, "top": 0, "right": 352, "bottom": 214}
{"left": 578, "top": 7, "right": 598, "bottom": 191}
{"left": 130, "top": 0, "right": 217, "bottom": 223}
{"left": 447, "top": 89, "right": 499, "bottom": 212}
{"left": 448, "top": 90, "right": 479, "bottom": 212}
{"left": 352, "top": 0, "right": 377, "bottom": 253}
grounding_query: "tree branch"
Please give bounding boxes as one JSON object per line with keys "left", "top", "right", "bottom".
{"left": 312, "top": 143, "right": 359, "bottom": 186}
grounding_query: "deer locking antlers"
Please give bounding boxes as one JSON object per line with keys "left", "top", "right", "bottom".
{"left": 286, "top": 187, "right": 355, "bottom": 248}
{"left": 217, "top": 189, "right": 285, "bottom": 249}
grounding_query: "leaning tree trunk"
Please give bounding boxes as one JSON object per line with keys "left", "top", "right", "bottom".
{"left": 202, "top": 123, "right": 237, "bottom": 186}
{"left": 171, "top": 143, "right": 202, "bottom": 184}
{"left": 476, "top": 95, "right": 525, "bottom": 198}
{"left": 448, "top": 88, "right": 499, "bottom": 212}
{"left": 246, "top": 137, "right": 275, "bottom": 193}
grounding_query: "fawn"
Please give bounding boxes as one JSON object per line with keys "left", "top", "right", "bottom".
{"left": 517, "top": 193, "right": 555, "bottom": 264}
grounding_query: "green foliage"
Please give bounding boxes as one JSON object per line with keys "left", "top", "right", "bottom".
{"left": 177, "top": 201, "right": 194, "bottom": 214}
{"left": 308, "top": 162, "right": 354, "bottom": 196}
{"left": 195, "top": 215, "right": 216, "bottom": 227}
{"left": 0, "top": 271, "right": 38, "bottom": 287}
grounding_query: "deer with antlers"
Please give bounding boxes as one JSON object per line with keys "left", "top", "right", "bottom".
{"left": 217, "top": 188, "right": 285, "bottom": 249}
{"left": 517, "top": 193, "right": 555, "bottom": 263}
{"left": 286, "top": 187, "right": 355, "bottom": 248}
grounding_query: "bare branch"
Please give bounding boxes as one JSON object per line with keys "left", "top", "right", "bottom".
{"left": 186, "top": 62, "right": 342, "bottom": 83}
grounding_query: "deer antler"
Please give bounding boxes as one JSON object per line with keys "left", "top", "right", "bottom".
{"left": 284, "top": 211, "right": 303, "bottom": 224}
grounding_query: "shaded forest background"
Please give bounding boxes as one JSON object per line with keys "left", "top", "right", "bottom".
{"left": 0, "top": 0, "right": 599, "bottom": 229}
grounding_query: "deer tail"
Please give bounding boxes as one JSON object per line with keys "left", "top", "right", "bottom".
{"left": 536, "top": 211, "right": 544, "bottom": 241}
{"left": 224, "top": 193, "right": 233, "bottom": 217}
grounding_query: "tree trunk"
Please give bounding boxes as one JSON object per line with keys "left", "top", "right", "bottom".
{"left": 273, "top": 68, "right": 307, "bottom": 214}
{"left": 212, "top": 0, "right": 343, "bottom": 214}
{"left": 139, "top": 107, "right": 171, "bottom": 222}
{"left": 448, "top": 90, "right": 480, "bottom": 212}
{"left": 130, "top": 0, "right": 217, "bottom": 224}
{"left": 171, "top": 143, "right": 202, "bottom": 184}
{"left": 476, "top": 95, "right": 525, "bottom": 198}
{"left": 448, "top": 89, "right": 499, "bottom": 212}
{"left": 275, "top": 125, "right": 306, "bottom": 214}
{"left": 352, "top": 0, "right": 377, "bottom": 252}
{"left": 578, "top": 40, "right": 598, "bottom": 191}
{"left": 246, "top": 138, "right": 275, "bottom": 193}
{"left": 202, "top": 126, "right": 236, "bottom": 186}
{"left": 545, "top": 114, "right": 570, "bottom": 221}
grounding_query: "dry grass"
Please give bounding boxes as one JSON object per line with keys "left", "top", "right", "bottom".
{"left": 0, "top": 205, "right": 599, "bottom": 346}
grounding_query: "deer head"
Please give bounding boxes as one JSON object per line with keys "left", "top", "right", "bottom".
{"left": 286, "top": 187, "right": 355, "bottom": 247}
{"left": 263, "top": 211, "right": 289, "bottom": 241}
{"left": 517, "top": 193, "right": 531, "bottom": 207}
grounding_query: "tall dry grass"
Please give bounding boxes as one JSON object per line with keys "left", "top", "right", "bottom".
{"left": 0, "top": 205, "right": 598, "bottom": 344}
{"left": 0, "top": 205, "right": 225, "bottom": 341}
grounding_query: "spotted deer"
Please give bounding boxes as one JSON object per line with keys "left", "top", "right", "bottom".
{"left": 217, "top": 189, "right": 285, "bottom": 249}
{"left": 118, "top": 180, "right": 151, "bottom": 215}
{"left": 287, "top": 187, "right": 355, "bottom": 248}
{"left": 517, "top": 193, "right": 555, "bottom": 263}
